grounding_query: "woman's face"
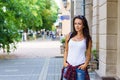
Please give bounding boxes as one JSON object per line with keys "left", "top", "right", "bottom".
{"left": 74, "top": 18, "right": 84, "bottom": 32}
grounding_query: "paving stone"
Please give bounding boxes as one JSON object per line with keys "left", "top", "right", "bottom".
{"left": 0, "top": 58, "right": 45, "bottom": 80}
{"left": 0, "top": 57, "right": 102, "bottom": 80}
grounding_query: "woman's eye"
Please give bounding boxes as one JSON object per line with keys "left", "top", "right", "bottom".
{"left": 74, "top": 23, "right": 77, "bottom": 25}
{"left": 74, "top": 23, "right": 82, "bottom": 25}
{"left": 78, "top": 23, "right": 82, "bottom": 25}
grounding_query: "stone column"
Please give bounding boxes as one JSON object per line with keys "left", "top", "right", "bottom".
{"left": 92, "top": 0, "right": 99, "bottom": 50}
{"left": 85, "top": 0, "right": 93, "bottom": 35}
{"left": 117, "top": 0, "right": 120, "bottom": 78}
{"left": 70, "top": 0, "right": 74, "bottom": 32}
{"left": 74, "top": 0, "right": 84, "bottom": 15}
{"left": 97, "top": 0, "right": 118, "bottom": 77}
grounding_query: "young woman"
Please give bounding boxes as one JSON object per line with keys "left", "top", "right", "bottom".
{"left": 61, "top": 15, "right": 92, "bottom": 80}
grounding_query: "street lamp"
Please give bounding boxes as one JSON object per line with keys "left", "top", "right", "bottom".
{"left": 62, "top": 0, "right": 67, "bottom": 9}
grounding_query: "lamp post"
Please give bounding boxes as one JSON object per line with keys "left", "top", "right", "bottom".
{"left": 62, "top": 0, "right": 71, "bottom": 11}
{"left": 62, "top": 0, "right": 67, "bottom": 9}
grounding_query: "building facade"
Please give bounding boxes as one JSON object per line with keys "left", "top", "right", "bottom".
{"left": 60, "top": 0, "right": 71, "bottom": 35}
{"left": 71, "top": 0, "right": 120, "bottom": 79}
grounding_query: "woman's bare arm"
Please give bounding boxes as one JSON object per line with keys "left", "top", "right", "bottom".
{"left": 79, "top": 40, "right": 92, "bottom": 70}
{"left": 63, "top": 34, "right": 70, "bottom": 67}
{"left": 84, "top": 40, "right": 92, "bottom": 67}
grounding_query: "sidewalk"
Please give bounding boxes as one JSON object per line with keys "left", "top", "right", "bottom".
{"left": 0, "top": 38, "right": 102, "bottom": 80}
{"left": 0, "top": 57, "right": 101, "bottom": 80}
{"left": 0, "top": 58, "right": 100, "bottom": 80}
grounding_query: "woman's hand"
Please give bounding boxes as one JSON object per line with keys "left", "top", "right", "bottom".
{"left": 78, "top": 64, "right": 87, "bottom": 70}
{"left": 63, "top": 62, "right": 68, "bottom": 67}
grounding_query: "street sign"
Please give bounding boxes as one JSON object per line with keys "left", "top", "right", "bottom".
{"left": 60, "top": 15, "right": 70, "bottom": 20}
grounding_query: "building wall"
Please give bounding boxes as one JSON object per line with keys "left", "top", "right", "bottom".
{"left": 72, "top": 0, "right": 120, "bottom": 78}
{"left": 70, "top": 0, "right": 74, "bottom": 32}
{"left": 92, "top": 0, "right": 99, "bottom": 50}
{"left": 74, "top": 0, "right": 84, "bottom": 15}
{"left": 117, "top": 0, "right": 120, "bottom": 78}
{"left": 61, "top": 0, "right": 71, "bottom": 35}
{"left": 62, "top": 20, "right": 71, "bottom": 35}
{"left": 96, "top": 0, "right": 118, "bottom": 77}
{"left": 85, "top": 0, "right": 93, "bottom": 39}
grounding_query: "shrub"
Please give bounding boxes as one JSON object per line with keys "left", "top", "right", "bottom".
{"left": 92, "top": 49, "right": 98, "bottom": 60}
{"left": 61, "top": 38, "right": 65, "bottom": 44}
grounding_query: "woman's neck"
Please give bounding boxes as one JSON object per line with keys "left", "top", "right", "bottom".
{"left": 77, "top": 31, "right": 83, "bottom": 36}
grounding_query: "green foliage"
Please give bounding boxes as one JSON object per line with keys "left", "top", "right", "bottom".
{"left": 0, "top": 0, "right": 58, "bottom": 53}
{"left": 92, "top": 49, "right": 98, "bottom": 60}
{"left": 52, "top": 25, "right": 56, "bottom": 31}
{"left": 0, "top": 0, "right": 21, "bottom": 53}
{"left": 41, "top": 0, "right": 58, "bottom": 30}
{"left": 61, "top": 38, "right": 65, "bottom": 44}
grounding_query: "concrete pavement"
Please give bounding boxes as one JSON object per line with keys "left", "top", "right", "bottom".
{"left": 0, "top": 39, "right": 63, "bottom": 59}
{"left": 0, "top": 38, "right": 102, "bottom": 80}
{"left": 0, "top": 57, "right": 63, "bottom": 80}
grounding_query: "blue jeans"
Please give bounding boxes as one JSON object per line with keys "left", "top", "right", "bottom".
{"left": 62, "top": 67, "right": 67, "bottom": 80}
{"left": 62, "top": 67, "right": 86, "bottom": 80}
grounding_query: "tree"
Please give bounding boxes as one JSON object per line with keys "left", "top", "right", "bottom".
{"left": 0, "top": 0, "right": 21, "bottom": 53}
{"left": 41, "top": 0, "right": 58, "bottom": 30}
{"left": 0, "top": 0, "right": 58, "bottom": 53}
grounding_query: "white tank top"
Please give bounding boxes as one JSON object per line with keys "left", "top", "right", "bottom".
{"left": 67, "top": 39, "right": 86, "bottom": 66}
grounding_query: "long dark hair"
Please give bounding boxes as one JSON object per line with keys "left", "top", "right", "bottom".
{"left": 69, "top": 15, "right": 92, "bottom": 49}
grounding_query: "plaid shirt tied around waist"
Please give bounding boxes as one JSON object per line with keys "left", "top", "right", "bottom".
{"left": 64, "top": 65, "right": 78, "bottom": 80}
{"left": 61, "top": 64, "right": 90, "bottom": 80}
